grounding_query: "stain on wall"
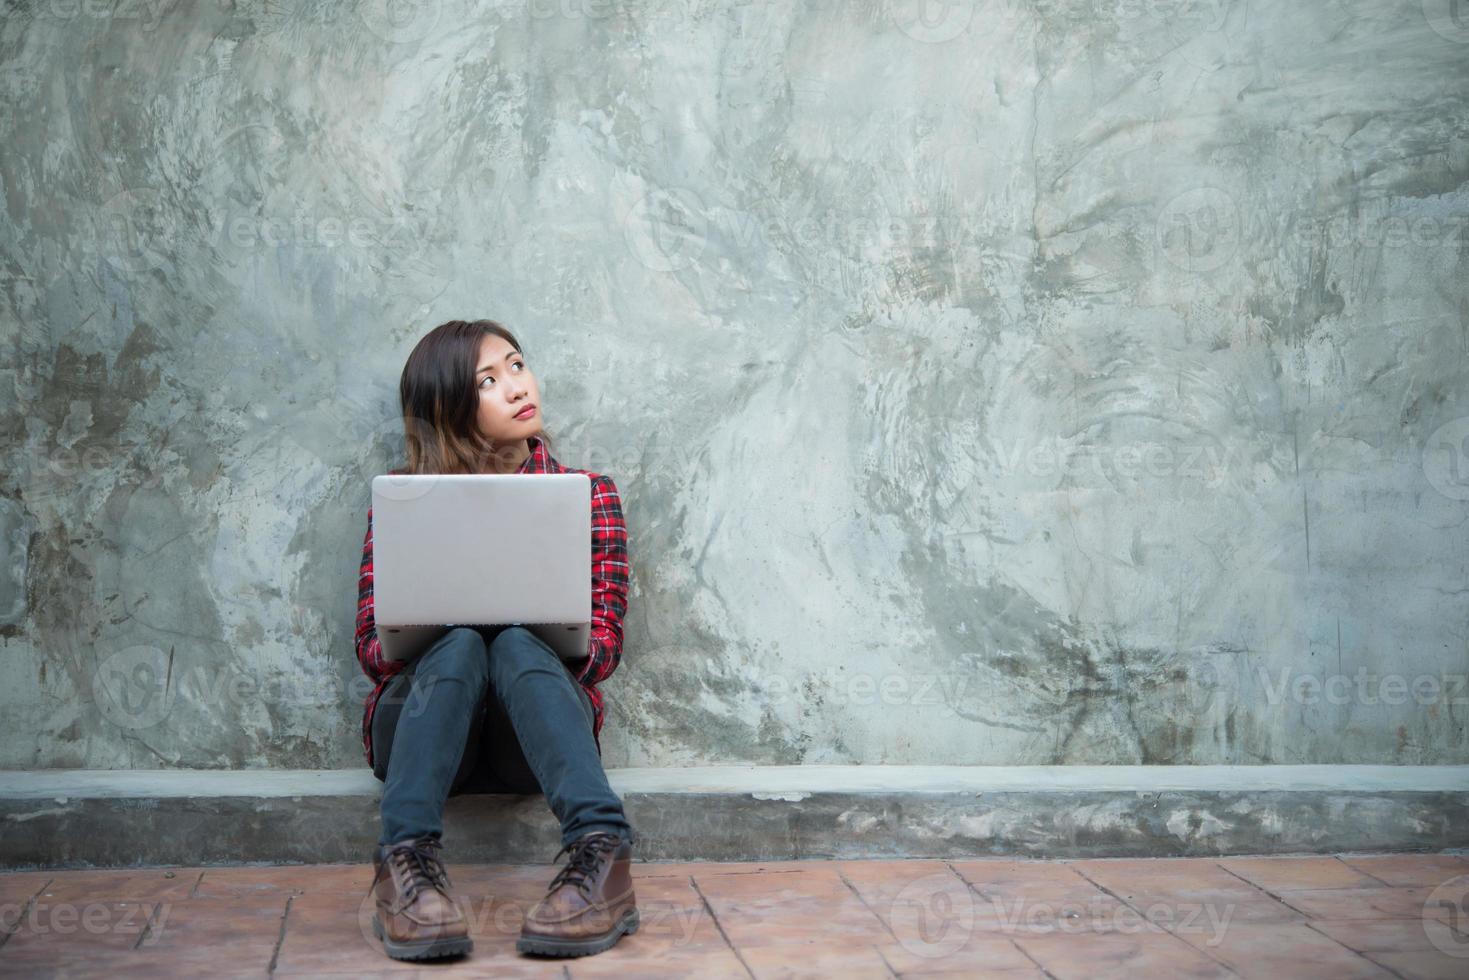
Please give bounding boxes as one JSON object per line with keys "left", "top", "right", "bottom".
{"left": 0, "top": 0, "right": 1465, "bottom": 769}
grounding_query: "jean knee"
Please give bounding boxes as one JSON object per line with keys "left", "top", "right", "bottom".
{"left": 421, "top": 628, "right": 490, "bottom": 684}
{"left": 488, "top": 626, "right": 555, "bottom": 676}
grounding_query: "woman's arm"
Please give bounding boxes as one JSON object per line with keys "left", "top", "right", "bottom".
{"left": 355, "top": 506, "right": 407, "bottom": 683}
{"left": 575, "top": 474, "right": 630, "bottom": 686}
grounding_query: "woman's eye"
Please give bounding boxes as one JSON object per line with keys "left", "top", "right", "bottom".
{"left": 479, "top": 375, "right": 494, "bottom": 388}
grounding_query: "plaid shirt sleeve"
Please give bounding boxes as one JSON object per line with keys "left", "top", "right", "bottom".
{"left": 574, "top": 474, "right": 630, "bottom": 686}
{"left": 355, "top": 505, "right": 408, "bottom": 686}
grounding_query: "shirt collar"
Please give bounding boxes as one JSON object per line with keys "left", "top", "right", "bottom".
{"left": 516, "top": 434, "right": 554, "bottom": 474}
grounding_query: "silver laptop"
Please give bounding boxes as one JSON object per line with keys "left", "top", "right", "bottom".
{"left": 369, "top": 472, "right": 592, "bottom": 663}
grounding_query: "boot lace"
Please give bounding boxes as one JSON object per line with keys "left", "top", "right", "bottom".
{"left": 547, "top": 832, "right": 621, "bottom": 898}
{"left": 382, "top": 836, "right": 452, "bottom": 906}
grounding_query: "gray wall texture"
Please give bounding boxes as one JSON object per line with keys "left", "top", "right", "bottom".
{"left": 1, "top": 1, "right": 1466, "bottom": 771}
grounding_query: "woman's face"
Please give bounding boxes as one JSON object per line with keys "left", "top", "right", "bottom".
{"left": 474, "top": 332, "right": 542, "bottom": 448}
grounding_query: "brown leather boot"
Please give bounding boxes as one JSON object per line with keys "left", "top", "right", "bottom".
{"left": 516, "top": 830, "right": 639, "bottom": 957}
{"left": 369, "top": 835, "right": 474, "bottom": 961}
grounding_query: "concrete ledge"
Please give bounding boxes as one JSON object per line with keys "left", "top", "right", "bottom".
{"left": 2, "top": 766, "right": 1466, "bottom": 868}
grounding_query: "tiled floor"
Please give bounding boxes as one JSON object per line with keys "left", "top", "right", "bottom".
{"left": 2, "top": 852, "right": 1467, "bottom": 978}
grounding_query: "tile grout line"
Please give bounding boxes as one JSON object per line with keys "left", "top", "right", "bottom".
{"left": 1213, "top": 862, "right": 1316, "bottom": 916}
{"left": 942, "top": 860, "right": 1050, "bottom": 974}
{"left": 1299, "top": 921, "right": 1411, "bottom": 980}
{"left": 130, "top": 900, "right": 165, "bottom": 951}
{"left": 267, "top": 893, "right": 294, "bottom": 974}
{"left": 687, "top": 874, "right": 755, "bottom": 980}
{"left": 1331, "top": 854, "right": 1394, "bottom": 888}
{"left": 1068, "top": 866, "right": 1244, "bottom": 977}
{"left": 1213, "top": 863, "right": 1402, "bottom": 976}
{"left": 869, "top": 943, "right": 901, "bottom": 978}
{"left": 834, "top": 869, "right": 902, "bottom": 945}
{"left": 0, "top": 878, "right": 52, "bottom": 950}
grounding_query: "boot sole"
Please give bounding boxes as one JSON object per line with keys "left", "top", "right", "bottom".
{"left": 516, "top": 906, "right": 640, "bottom": 957}
{"left": 373, "top": 912, "right": 474, "bottom": 960}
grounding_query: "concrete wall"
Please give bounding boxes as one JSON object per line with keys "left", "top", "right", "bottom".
{"left": 1, "top": 1, "right": 1465, "bottom": 770}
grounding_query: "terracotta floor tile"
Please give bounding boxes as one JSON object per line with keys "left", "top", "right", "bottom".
{"left": 1277, "top": 885, "right": 1446, "bottom": 920}
{"left": 1068, "top": 860, "right": 1304, "bottom": 925}
{"left": 13, "top": 854, "right": 1469, "bottom": 977}
{"left": 1172, "top": 921, "right": 1393, "bottom": 978}
{"left": 693, "top": 868, "right": 891, "bottom": 949}
{"left": 147, "top": 895, "right": 287, "bottom": 949}
{"left": 1363, "top": 949, "right": 1469, "bottom": 980}
{"left": 872, "top": 933, "right": 1038, "bottom": 974}
{"left": 951, "top": 859, "right": 1104, "bottom": 891}
{"left": 71, "top": 947, "right": 275, "bottom": 979}
{"left": 3, "top": 898, "right": 159, "bottom": 951}
{"left": 193, "top": 862, "right": 364, "bottom": 898}
{"left": 1339, "top": 855, "right": 1469, "bottom": 887}
{"left": 565, "top": 944, "right": 751, "bottom": 978}
{"left": 638, "top": 859, "right": 833, "bottom": 877}
{"left": 1065, "top": 857, "right": 1233, "bottom": 879}
{"left": 1012, "top": 930, "right": 1234, "bottom": 979}
{"left": 0, "top": 871, "right": 54, "bottom": 905}
{"left": 740, "top": 941, "right": 897, "bottom": 978}
{"left": 1311, "top": 917, "right": 1469, "bottom": 953}
{"left": 1220, "top": 856, "right": 1383, "bottom": 892}
{"left": 28, "top": 868, "right": 201, "bottom": 903}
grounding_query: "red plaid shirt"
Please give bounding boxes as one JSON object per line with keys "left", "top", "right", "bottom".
{"left": 355, "top": 435, "right": 630, "bottom": 768}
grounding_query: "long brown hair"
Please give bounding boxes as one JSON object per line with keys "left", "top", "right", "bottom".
{"left": 398, "top": 318, "right": 555, "bottom": 475}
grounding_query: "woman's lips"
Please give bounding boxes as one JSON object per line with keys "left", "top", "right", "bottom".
{"left": 514, "top": 404, "right": 537, "bottom": 420}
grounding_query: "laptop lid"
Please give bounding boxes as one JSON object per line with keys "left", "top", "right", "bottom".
{"left": 369, "top": 472, "right": 592, "bottom": 662}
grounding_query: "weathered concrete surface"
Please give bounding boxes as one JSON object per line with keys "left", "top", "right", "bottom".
{"left": 2, "top": 765, "right": 1466, "bottom": 866}
{"left": 1, "top": 2, "right": 1467, "bottom": 770}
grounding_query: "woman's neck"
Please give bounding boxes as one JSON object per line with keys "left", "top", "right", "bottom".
{"left": 483, "top": 439, "right": 531, "bottom": 474}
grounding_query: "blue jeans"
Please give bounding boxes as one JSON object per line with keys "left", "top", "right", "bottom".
{"left": 371, "top": 625, "right": 636, "bottom": 850}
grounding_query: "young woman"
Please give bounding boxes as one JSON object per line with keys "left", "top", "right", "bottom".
{"left": 353, "top": 319, "right": 639, "bottom": 961}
